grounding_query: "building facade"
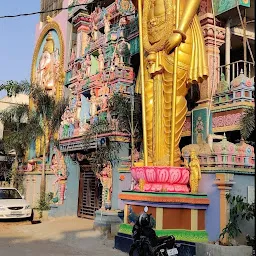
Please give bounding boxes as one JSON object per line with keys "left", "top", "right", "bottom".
{"left": 23, "top": 0, "right": 254, "bottom": 246}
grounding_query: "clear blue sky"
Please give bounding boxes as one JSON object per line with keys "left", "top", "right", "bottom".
{"left": 0, "top": 0, "right": 40, "bottom": 98}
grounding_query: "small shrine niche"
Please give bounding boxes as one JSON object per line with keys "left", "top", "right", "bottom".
{"left": 231, "top": 70, "right": 254, "bottom": 103}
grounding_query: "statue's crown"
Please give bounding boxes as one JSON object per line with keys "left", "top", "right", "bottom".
{"left": 43, "top": 32, "right": 55, "bottom": 54}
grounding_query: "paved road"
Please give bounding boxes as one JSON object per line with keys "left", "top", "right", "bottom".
{"left": 0, "top": 217, "right": 127, "bottom": 256}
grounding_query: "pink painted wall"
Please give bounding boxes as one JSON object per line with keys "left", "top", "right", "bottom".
{"left": 33, "top": 0, "right": 69, "bottom": 67}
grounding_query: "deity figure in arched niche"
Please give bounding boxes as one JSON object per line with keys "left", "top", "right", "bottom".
{"left": 36, "top": 32, "right": 60, "bottom": 96}
{"left": 98, "top": 48, "right": 105, "bottom": 73}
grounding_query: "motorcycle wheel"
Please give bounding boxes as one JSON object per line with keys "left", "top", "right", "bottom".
{"left": 129, "top": 246, "right": 154, "bottom": 256}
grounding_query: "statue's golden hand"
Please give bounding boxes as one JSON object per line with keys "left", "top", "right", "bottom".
{"left": 165, "top": 33, "right": 182, "bottom": 54}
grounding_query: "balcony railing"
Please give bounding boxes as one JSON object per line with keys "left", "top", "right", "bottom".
{"left": 217, "top": 60, "right": 255, "bottom": 86}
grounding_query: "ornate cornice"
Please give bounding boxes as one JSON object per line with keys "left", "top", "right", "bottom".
{"left": 200, "top": 14, "right": 226, "bottom": 47}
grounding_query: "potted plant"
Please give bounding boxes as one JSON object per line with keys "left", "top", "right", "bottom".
{"left": 33, "top": 192, "right": 53, "bottom": 221}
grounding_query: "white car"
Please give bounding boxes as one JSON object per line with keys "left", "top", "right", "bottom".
{"left": 0, "top": 187, "right": 32, "bottom": 219}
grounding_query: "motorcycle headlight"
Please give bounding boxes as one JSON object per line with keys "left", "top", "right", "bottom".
{"left": 25, "top": 205, "right": 31, "bottom": 209}
{"left": 0, "top": 206, "right": 5, "bottom": 211}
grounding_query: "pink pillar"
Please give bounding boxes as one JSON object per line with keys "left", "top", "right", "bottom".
{"left": 198, "top": 3, "right": 226, "bottom": 105}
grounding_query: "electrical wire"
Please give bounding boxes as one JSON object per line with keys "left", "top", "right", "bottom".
{"left": 0, "top": 2, "right": 135, "bottom": 21}
{"left": 0, "top": 2, "right": 98, "bottom": 19}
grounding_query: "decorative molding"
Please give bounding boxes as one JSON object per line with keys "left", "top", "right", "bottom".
{"left": 212, "top": 112, "right": 242, "bottom": 128}
{"left": 119, "top": 192, "right": 210, "bottom": 205}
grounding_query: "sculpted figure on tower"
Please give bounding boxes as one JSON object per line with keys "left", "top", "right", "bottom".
{"left": 133, "top": 0, "right": 208, "bottom": 166}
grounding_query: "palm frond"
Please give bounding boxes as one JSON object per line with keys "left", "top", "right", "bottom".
{"left": 0, "top": 104, "right": 29, "bottom": 125}
{"left": 50, "top": 97, "right": 69, "bottom": 133}
{"left": 30, "top": 85, "right": 56, "bottom": 119}
{"left": 240, "top": 107, "right": 255, "bottom": 140}
{"left": 0, "top": 80, "right": 30, "bottom": 96}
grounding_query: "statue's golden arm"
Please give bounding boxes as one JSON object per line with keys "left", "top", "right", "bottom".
{"left": 178, "top": 0, "right": 201, "bottom": 34}
{"left": 165, "top": 0, "right": 201, "bottom": 53}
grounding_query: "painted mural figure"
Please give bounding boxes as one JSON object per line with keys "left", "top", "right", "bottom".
{"left": 84, "top": 54, "right": 91, "bottom": 77}
{"left": 36, "top": 32, "right": 60, "bottom": 96}
{"left": 60, "top": 108, "right": 69, "bottom": 138}
{"left": 103, "top": 14, "right": 111, "bottom": 35}
{"left": 76, "top": 94, "right": 82, "bottom": 120}
{"left": 188, "top": 150, "right": 201, "bottom": 193}
{"left": 51, "top": 150, "right": 67, "bottom": 205}
{"left": 98, "top": 48, "right": 105, "bottom": 73}
{"left": 92, "top": 22, "right": 99, "bottom": 41}
{"left": 70, "top": 47, "right": 76, "bottom": 62}
{"left": 114, "top": 53, "right": 120, "bottom": 67}
{"left": 89, "top": 90, "right": 97, "bottom": 117}
{"left": 196, "top": 116, "right": 204, "bottom": 144}
{"left": 67, "top": 110, "right": 75, "bottom": 137}
{"left": 97, "top": 161, "right": 112, "bottom": 210}
{"left": 100, "top": 83, "right": 110, "bottom": 110}
{"left": 117, "top": 38, "right": 130, "bottom": 66}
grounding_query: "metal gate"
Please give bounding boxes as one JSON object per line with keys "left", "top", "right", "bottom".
{"left": 77, "top": 165, "right": 102, "bottom": 219}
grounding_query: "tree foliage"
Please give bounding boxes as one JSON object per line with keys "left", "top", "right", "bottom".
{"left": 0, "top": 104, "right": 42, "bottom": 157}
{"left": 0, "top": 81, "right": 68, "bottom": 199}
{"left": 30, "top": 85, "right": 69, "bottom": 146}
{"left": 220, "top": 193, "right": 255, "bottom": 245}
{"left": 108, "top": 92, "right": 143, "bottom": 140}
{"left": 240, "top": 107, "right": 255, "bottom": 142}
{"left": 0, "top": 80, "right": 30, "bottom": 96}
{"left": 83, "top": 93, "right": 143, "bottom": 173}
{"left": 83, "top": 119, "right": 121, "bottom": 174}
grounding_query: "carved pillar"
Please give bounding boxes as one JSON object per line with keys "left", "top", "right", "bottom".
{"left": 214, "top": 173, "right": 235, "bottom": 243}
{"left": 198, "top": 14, "right": 226, "bottom": 105}
{"left": 190, "top": 10, "right": 226, "bottom": 144}
{"left": 72, "top": 12, "right": 91, "bottom": 58}
{"left": 76, "top": 26, "right": 90, "bottom": 58}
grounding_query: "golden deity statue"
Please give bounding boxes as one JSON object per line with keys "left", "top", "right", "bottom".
{"left": 188, "top": 150, "right": 201, "bottom": 193}
{"left": 133, "top": 0, "right": 208, "bottom": 166}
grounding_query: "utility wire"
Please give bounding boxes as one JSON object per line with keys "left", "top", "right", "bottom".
{"left": 0, "top": 3, "right": 90, "bottom": 19}
{"left": 0, "top": 1, "right": 135, "bottom": 20}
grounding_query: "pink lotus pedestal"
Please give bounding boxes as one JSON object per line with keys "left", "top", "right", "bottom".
{"left": 131, "top": 166, "right": 190, "bottom": 193}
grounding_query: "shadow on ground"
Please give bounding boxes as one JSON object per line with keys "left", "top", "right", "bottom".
{"left": 0, "top": 219, "right": 127, "bottom": 256}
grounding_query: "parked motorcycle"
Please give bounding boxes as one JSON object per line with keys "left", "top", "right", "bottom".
{"left": 129, "top": 206, "right": 179, "bottom": 256}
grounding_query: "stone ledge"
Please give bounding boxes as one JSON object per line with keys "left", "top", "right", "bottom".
{"left": 196, "top": 242, "right": 253, "bottom": 256}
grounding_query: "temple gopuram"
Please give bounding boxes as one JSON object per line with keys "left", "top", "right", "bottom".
{"left": 23, "top": 0, "right": 254, "bottom": 254}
